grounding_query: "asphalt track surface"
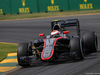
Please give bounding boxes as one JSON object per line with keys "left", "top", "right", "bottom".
{"left": 0, "top": 15, "right": 100, "bottom": 75}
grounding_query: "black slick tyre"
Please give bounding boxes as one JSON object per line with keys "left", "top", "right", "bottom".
{"left": 17, "top": 43, "right": 31, "bottom": 67}
{"left": 82, "top": 32, "right": 98, "bottom": 53}
{"left": 70, "top": 37, "right": 84, "bottom": 60}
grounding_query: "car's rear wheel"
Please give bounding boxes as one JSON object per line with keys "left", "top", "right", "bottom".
{"left": 17, "top": 43, "right": 32, "bottom": 67}
{"left": 70, "top": 37, "right": 84, "bottom": 60}
{"left": 82, "top": 31, "right": 98, "bottom": 53}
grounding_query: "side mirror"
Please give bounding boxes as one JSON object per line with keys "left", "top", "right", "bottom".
{"left": 63, "top": 31, "right": 70, "bottom": 34}
{"left": 39, "top": 33, "right": 45, "bottom": 36}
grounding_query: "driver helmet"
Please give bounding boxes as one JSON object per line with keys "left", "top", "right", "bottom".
{"left": 53, "top": 24, "right": 60, "bottom": 30}
{"left": 51, "top": 30, "right": 60, "bottom": 36}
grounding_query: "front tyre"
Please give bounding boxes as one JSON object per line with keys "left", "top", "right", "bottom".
{"left": 70, "top": 37, "right": 84, "bottom": 60}
{"left": 17, "top": 43, "right": 32, "bottom": 67}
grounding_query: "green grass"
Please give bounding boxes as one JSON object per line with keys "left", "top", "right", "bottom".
{"left": 0, "top": 9, "right": 100, "bottom": 20}
{"left": 0, "top": 43, "right": 17, "bottom": 62}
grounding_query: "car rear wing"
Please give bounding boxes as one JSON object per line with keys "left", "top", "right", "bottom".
{"left": 51, "top": 19, "right": 80, "bottom": 37}
{"left": 62, "top": 19, "right": 80, "bottom": 37}
{"left": 64, "top": 19, "right": 79, "bottom": 27}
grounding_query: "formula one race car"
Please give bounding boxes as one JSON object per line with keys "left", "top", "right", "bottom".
{"left": 17, "top": 19, "right": 98, "bottom": 67}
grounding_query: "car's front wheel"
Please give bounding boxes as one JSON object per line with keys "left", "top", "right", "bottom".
{"left": 70, "top": 37, "right": 84, "bottom": 60}
{"left": 17, "top": 43, "right": 32, "bottom": 67}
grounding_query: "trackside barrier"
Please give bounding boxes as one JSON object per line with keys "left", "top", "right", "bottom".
{"left": 38, "top": 0, "right": 69, "bottom": 12}
{"left": 0, "top": 0, "right": 11, "bottom": 15}
{"left": 69, "top": 0, "right": 100, "bottom": 11}
{"left": 10, "top": 0, "right": 38, "bottom": 14}
{"left": 0, "top": 0, "right": 100, "bottom": 15}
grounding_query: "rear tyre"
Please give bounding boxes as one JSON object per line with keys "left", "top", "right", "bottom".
{"left": 82, "top": 31, "right": 98, "bottom": 53}
{"left": 17, "top": 43, "right": 32, "bottom": 67}
{"left": 70, "top": 37, "right": 84, "bottom": 60}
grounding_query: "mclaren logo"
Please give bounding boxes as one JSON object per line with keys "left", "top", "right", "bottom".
{"left": 84, "top": 0, "right": 87, "bottom": 3}
{"left": 51, "top": 0, "right": 54, "bottom": 5}
{"left": 22, "top": 0, "right": 25, "bottom": 7}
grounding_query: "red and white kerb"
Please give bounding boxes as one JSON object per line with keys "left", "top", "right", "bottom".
{"left": 51, "top": 30, "right": 60, "bottom": 35}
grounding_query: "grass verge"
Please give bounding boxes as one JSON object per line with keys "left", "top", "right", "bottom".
{"left": 0, "top": 43, "right": 17, "bottom": 62}
{"left": 0, "top": 9, "right": 100, "bottom": 20}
